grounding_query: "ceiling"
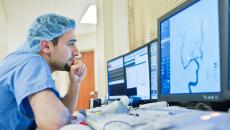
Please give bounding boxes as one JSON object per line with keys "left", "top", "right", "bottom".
{"left": 1, "top": 0, "right": 97, "bottom": 35}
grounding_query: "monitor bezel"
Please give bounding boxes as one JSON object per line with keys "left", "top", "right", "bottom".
{"left": 157, "top": 0, "right": 223, "bottom": 102}
{"left": 107, "top": 55, "right": 126, "bottom": 100}
{"left": 220, "top": 0, "right": 230, "bottom": 100}
{"left": 123, "top": 44, "right": 151, "bottom": 100}
{"left": 148, "top": 39, "right": 159, "bottom": 100}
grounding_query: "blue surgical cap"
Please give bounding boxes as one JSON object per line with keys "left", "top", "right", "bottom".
{"left": 17, "top": 13, "right": 76, "bottom": 53}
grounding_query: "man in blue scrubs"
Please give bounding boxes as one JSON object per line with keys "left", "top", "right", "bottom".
{"left": 0, "top": 14, "right": 86, "bottom": 130}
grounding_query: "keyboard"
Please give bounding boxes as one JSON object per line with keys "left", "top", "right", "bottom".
{"left": 86, "top": 113, "right": 152, "bottom": 130}
{"left": 86, "top": 101, "right": 230, "bottom": 130}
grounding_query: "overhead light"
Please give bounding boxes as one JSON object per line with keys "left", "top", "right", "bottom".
{"left": 80, "top": 5, "right": 97, "bottom": 24}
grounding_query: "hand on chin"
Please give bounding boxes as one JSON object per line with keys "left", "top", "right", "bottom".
{"left": 69, "top": 60, "right": 86, "bottom": 83}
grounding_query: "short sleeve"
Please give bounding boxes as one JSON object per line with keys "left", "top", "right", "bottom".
{"left": 11, "top": 56, "right": 59, "bottom": 118}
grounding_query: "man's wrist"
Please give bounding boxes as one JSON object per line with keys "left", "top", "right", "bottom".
{"left": 68, "top": 82, "right": 80, "bottom": 92}
{"left": 70, "top": 81, "right": 80, "bottom": 86}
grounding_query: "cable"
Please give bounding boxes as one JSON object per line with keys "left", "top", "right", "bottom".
{"left": 195, "top": 102, "right": 212, "bottom": 111}
{"left": 184, "top": 102, "right": 212, "bottom": 111}
{"left": 103, "top": 120, "right": 132, "bottom": 130}
{"left": 186, "top": 102, "right": 197, "bottom": 109}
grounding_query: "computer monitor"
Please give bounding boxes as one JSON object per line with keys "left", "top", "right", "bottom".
{"left": 221, "top": 0, "right": 230, "bottom": 100}
{"left": 149, "top": 39, "right": 158, "bottom": 100}
{"left": 158, "top": 0, "right": 222, "bottom": 102}
{"left": 107, "top": 56, "right": 126, "bottom": 100}
{"left": 124, "top": 45, "right": 150, "bottom": 100}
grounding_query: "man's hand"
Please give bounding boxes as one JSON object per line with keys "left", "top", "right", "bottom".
{"left": 69, "top": 60, "right": 87, "bottom": 84}
{"left": 63, "top": 59, "right": 86, "bottom": 113}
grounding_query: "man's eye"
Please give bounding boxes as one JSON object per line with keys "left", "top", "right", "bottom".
{"left": 68, "top": 43, "right": 75, "bottom": 47}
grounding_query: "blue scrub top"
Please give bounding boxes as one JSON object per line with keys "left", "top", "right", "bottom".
{"left": 0, "top": 52, "right": 59, "bottom": 130}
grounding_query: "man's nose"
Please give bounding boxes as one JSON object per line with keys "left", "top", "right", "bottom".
{"left": 72, "top": 45, "right": 81, "bottom": 57}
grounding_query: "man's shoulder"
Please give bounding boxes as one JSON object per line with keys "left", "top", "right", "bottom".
{"left": 6, "top": 52, "right": 44, "bottom": 63}
{"left": 1, "top": 52, "right": 47, "bottom": 71}
{"left": 9, "top": 52, "right": 41, "bottom": 59}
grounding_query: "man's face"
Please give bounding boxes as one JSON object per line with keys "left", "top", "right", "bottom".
{"left": 49, "top": 30, "right": 80, "bottom": 71}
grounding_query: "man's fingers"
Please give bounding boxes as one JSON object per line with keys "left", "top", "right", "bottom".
{"left": 78, "top": 64, "right": 86, "bottom": 76}
{"left": 70, "top": 62, "right": 85, "bottom": 76}
{"left": 73, "top": 59, "right": 81, "bottom": 65}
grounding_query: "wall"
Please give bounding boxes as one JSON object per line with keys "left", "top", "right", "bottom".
{"left": 112, "top": 0, "right": 129, "bottom": 57}
{"left": 95, "top": 0, "right": 107, "bottom": 99}
{"left": 77, "top": 33, "right": 97, "bottom": 52}
{"left": 0, "top": 0, "right": 7, "bottom": 60}
{"left": 7, "top": 20, "right": 27, "bottom": 54}
{"left": 128, "top": 0, "right": 186, "bottom": 50}
{"left": 96, "top": 0, "right": 129, "bottom": 99}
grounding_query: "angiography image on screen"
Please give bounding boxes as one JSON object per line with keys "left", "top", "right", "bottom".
{"left": 160, "top": 0, "right": 221, "bottom": 95}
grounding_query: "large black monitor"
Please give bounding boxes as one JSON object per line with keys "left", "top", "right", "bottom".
{"left": 124, "top": 45, "right": 150, "bottom": 100}
{"left": 149, "top": 39, "right": 158, "bottom": 100}
{"left": 107, "top": 56, "right": 126, "bottom": 100}
{"left": 158, "top": 0, "right": 222, "bottom": 102}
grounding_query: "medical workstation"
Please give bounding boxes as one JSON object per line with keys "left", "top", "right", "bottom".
{"left": 62, "top": 0, "right": 230, "bottom": 129}
{"left": 2, "top": 0, "right": 230, "bottom": 130}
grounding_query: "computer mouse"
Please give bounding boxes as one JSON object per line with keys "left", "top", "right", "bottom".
{"left": 60, "top": 124, "right": 92, "bottom": 130}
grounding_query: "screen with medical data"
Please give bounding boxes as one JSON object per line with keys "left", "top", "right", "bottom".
{"left": 124, "top": 46, "right": 150, "bottom": 100}
{"left": 107, "top": 57, "right": 126, "bottom": 99}
{"left": 150, "top": 41, "right": 158, "bottom": 99}
{"left": 160, "top": 0, "right": 221, "bottom": 95}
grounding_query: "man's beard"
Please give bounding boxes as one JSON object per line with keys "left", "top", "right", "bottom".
{"left": 64, "top": 64, "right": 71, "bottom": 71}
{"left": 63, "top": 57, "right": 73, "bottom": 71}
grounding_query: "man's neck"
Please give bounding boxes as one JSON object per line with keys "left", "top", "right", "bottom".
{"left": 38, "top": 52, "right": 56, "bottom": 73}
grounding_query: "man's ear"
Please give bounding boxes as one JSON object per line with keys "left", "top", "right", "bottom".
{"left": 40, "top": 40, "right": 51, "bottom": 54}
